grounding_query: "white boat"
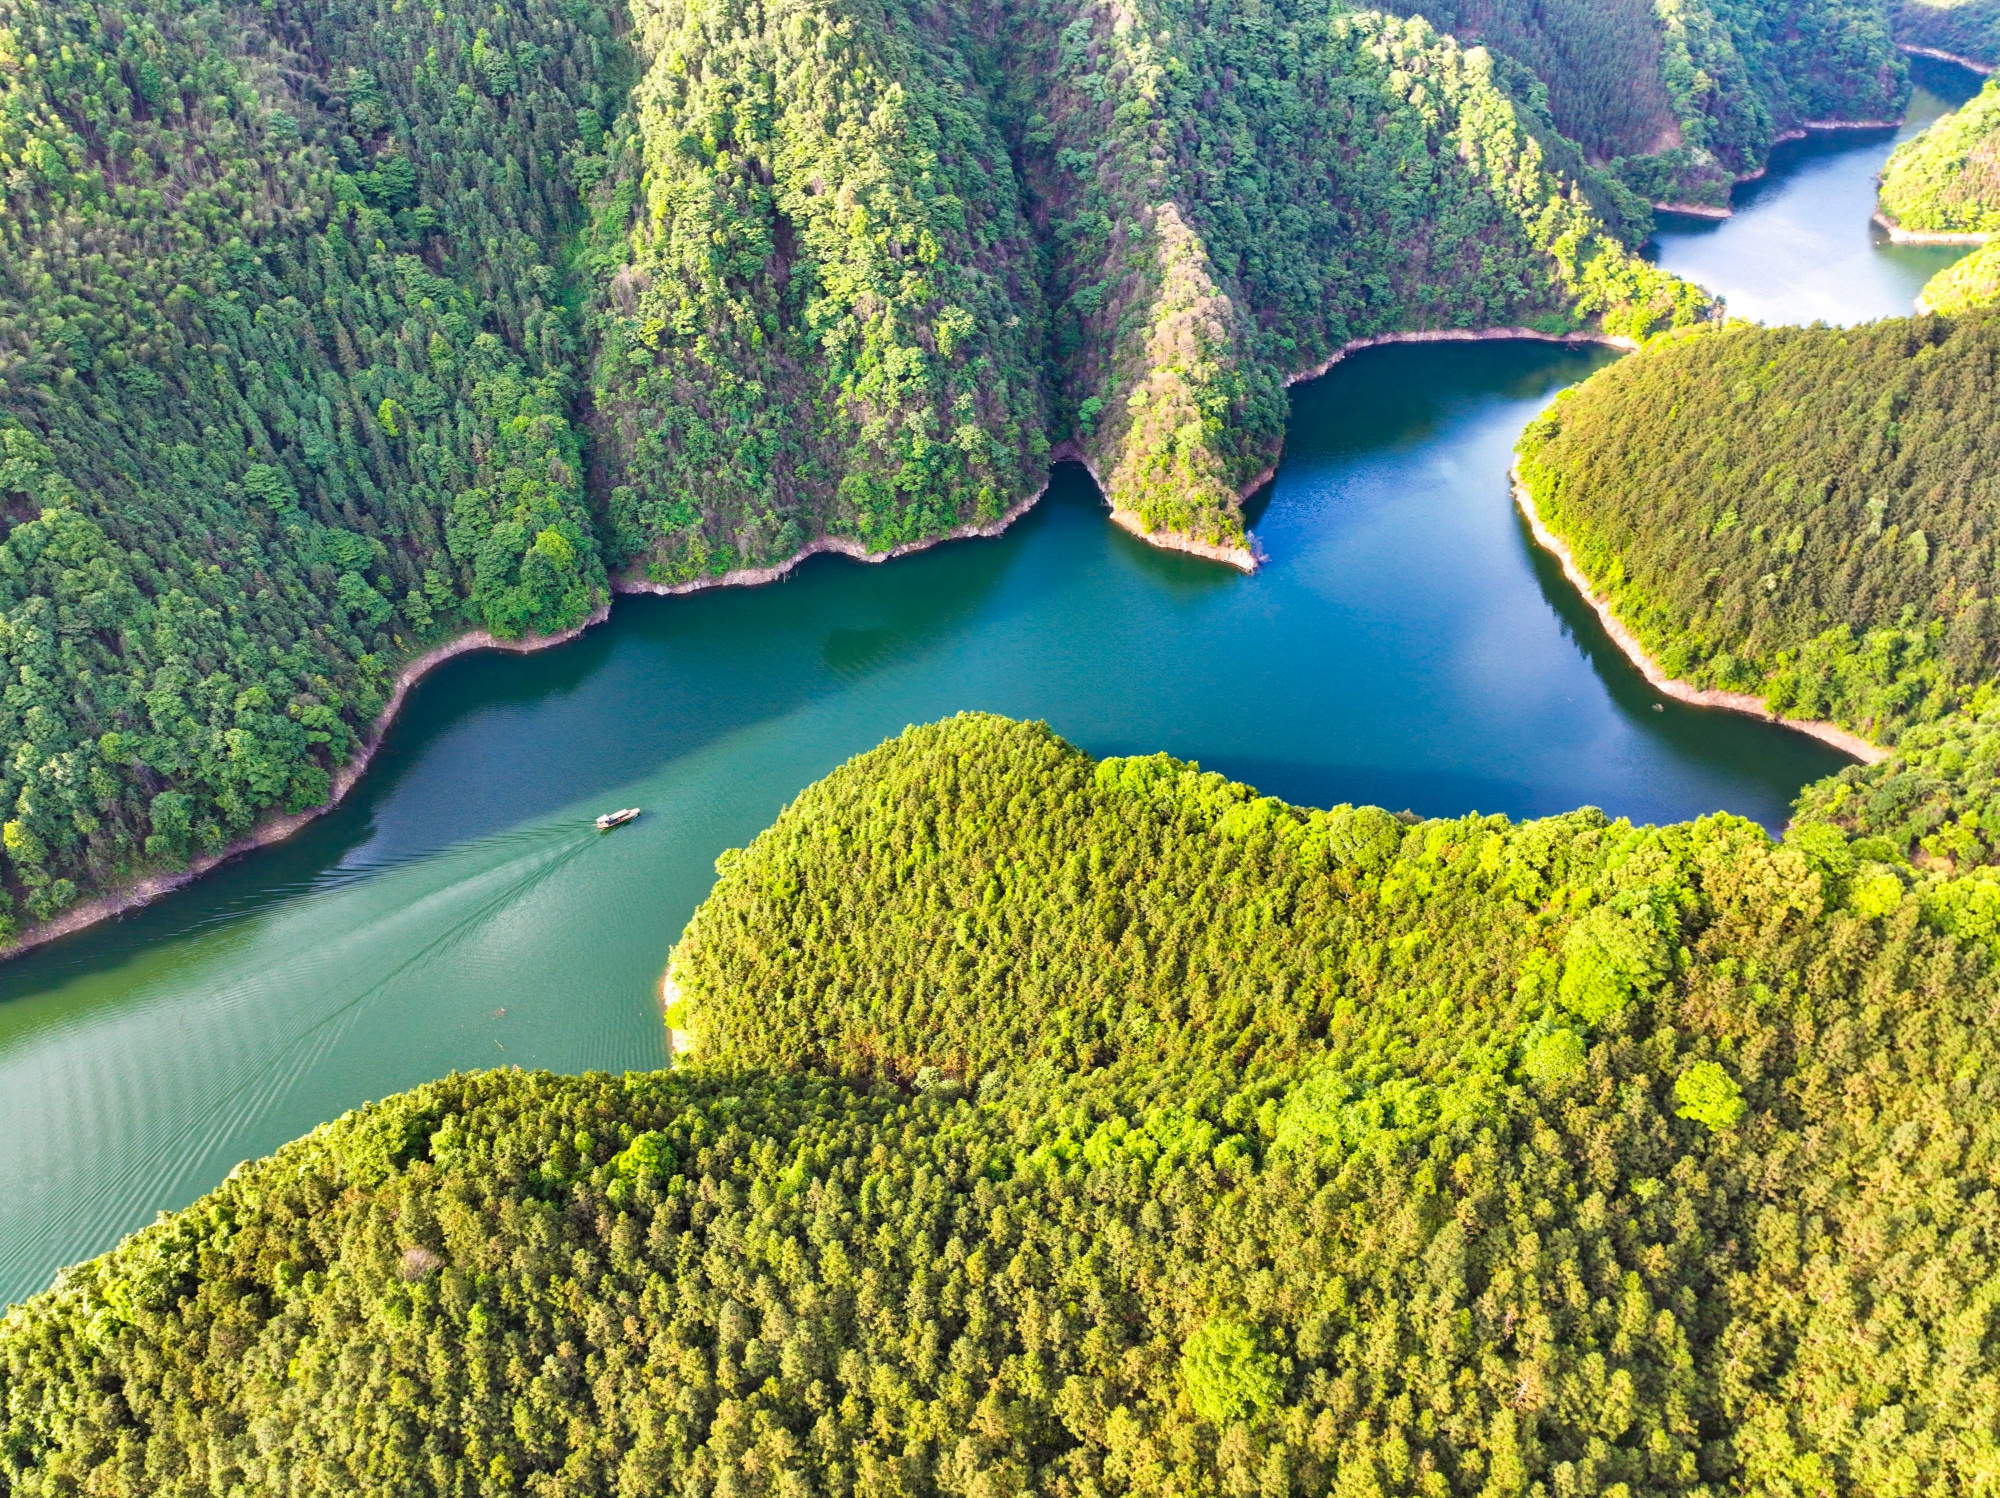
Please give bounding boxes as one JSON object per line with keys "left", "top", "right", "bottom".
{"left": 595, "top": 807, "right": 640, "bottom": 831}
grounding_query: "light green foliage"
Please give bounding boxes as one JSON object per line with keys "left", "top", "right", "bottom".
{"left": 1880, "top": 75, "right": 2000, "bottom": 231}
{"left": 1920, "top": 864, "right": 2000, "bottom": 948}
{"left": 1919, "top": 236, "right": 2000, "bottom": 312}
{"left": 1849, "top": 862, "right": 1910, "bottom": 916}
{"left": 1793, "top": 691, "right": 2000, "bottom": 862}
{"left": 1558, "top": 899, "right": 1673, "bottom": 1021}
{"left": 1673, "top": 1059, "right": 1746, "bottom": 1131}
{"left": 1179, "top": 1316, "right": 1282, "bottom": 1423}
{"left": 10, "top": 714, "right": 2000, "bottom": 1494}
{"left": 1521, "top": 1024, "right": 1589, "bottom": 1087}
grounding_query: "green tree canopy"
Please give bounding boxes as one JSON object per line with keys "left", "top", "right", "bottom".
{"left": 9, "top": 714, "right": 2000, "bottom": 1494}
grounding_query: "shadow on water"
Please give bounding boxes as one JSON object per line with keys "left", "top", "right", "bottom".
{"left": 1156, "top": 748, "right": 1536, "bottom": 823}
{"left": 1511, "top": 508, "right": 1851, "bottom": 805}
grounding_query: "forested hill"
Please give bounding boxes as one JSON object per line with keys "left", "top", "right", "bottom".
{"left": 1878, "top": 75, "right": 2000, "bottom": 310}
{"left": 1894, "top": 0, "right": 2000, "bottom": 65}
{"left": 1381, "top": 0, "right": 1908, "bottom": 208}
{"left": 10, "top": 713, "right": 2000, "bottom": 1494}
{"left": 1879, "top": 73, "right": 2000, "bottom": 232}
{"left": 583, "top": 0, "right": 1706, "bottom": 572}
{"left": 1515, "top": 312, "right": 2000, "bottom": 865}
{"left": 0, "top": 0, "right": 613, "bottom": 938}
{"left": 0, "top": 0, "right": 1714, "bottom": 945}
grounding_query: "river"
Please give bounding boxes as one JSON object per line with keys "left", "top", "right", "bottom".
{"left": 0, "top": 60, "right": 1982, "bottom": 1306}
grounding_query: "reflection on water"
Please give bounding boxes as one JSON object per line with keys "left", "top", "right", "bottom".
{"left": 1650, "top": 56, "right": 1987, "bottom": 323}
{"left": 0, "top": 342, "right": 1852, "bottom": 1304}
{"left": 13, "top": 63, "right": 1983, "bottom": 1299}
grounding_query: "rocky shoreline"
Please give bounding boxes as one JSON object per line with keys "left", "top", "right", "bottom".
{"left": 613, "top": 485, "right": 1050, "bottom": 596}
{"left": 1871, "top": 209, "right": 1992, "bottom": 243}
{"left": 1511, "top": 468, "right": 1889, "bottom": 765}
{"left": 1899, "top": 42, "right": 1994, "bottom": 75}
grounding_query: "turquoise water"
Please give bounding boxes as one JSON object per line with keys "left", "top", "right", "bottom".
{"left": 2, "top": 67, "right": 1979, "bottom": 1304}
{"left": 1649, "top": 56, "right": 1985, "bottom": 323}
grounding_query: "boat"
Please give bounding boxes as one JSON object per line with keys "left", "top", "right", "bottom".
{"left": 595, "top": 807, "right": 640, "bottom": 831}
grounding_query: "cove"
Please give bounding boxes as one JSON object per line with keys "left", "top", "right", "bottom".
{"left": 1649, "top": 54, "right": 1986, "bottom": 322}
{"left": 0, "top": 76, "right": 1977, "bottom": 1303}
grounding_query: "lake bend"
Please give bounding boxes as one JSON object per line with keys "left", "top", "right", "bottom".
{"left": 0, "top": 59, "right": 1984, "bottom": 1307}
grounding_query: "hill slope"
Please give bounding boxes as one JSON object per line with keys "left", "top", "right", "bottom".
{"left": 1514, "top": 312, "right": 2000, "bottom": 862}
{"left": 1385, "top": 0, "right": 1909, "bottom": 208}
{"left": 0, "top": 0, "right": 1710, "bottom": 938}
{"left": 585, "top": 0, "right": 1707, "bottom": 573}
{"left": 1879, "top": 73, "right": 2000, "bottom": 231}
{"left": 581, "top": 0, "right": 1054, "bottom": 575}
{"left": 0, "top": 0, "right": 611, "bottom": 937}
{"left": 7, "top": 714, "right": 2000, "bottom": 1494}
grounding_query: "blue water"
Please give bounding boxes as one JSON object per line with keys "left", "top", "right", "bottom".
{"left": 7, "top": 59, "right": 1982, "bottom": 1303}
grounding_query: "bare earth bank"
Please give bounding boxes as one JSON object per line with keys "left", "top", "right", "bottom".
{"left": 1511, "top": 467, "right": 1890, "bottom": 765}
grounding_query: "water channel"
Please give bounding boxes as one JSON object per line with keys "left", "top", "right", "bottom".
{"left": 0, "top": 59, "right": 1983, "bottom": 1306}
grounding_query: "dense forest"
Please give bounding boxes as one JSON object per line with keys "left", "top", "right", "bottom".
{"left": 580, "top": 0, "right": 1053, "bottom": 572}
{"left": 0, "top": 0, "right": 617, "bottom": 940}
{"left": 8, "top": 713, "right": 2000, "bottom": 1494}
{"left": 0, "top": 0, "right": 1743, "bottom": 942}
{"left": 1878, "top": 73, "right": 2000, "bottom": 230}
{"left": 1383, "top": 0, "right": 1910, "bottom": 207}
{"left": 1515, "top": 311, "right": 2000, "bottom": 861}
{"left": 584, "top": 0, "right": 1711, "bottom": 572}
{"left": 1893, "top": 0, "right": 2000, "bottom": 64}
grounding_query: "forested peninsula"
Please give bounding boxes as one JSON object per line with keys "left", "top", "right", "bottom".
{"left": 0, "top": 0, "right": 1800, "bottom": 947}
{"left": 8, "top": 712, "right": 2000, "bottom": 1495}
{"left": 1878, "top": 72, "right": 2000, "bottom": 234}
{"left": 1515, "top": 309, "right": 2000, "bottom": 866}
